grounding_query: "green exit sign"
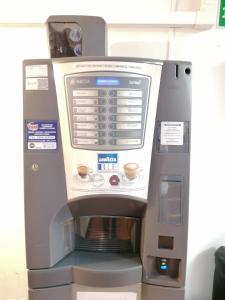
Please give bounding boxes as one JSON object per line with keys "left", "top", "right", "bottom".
{"left": 218, "top": 0, "right": 225, "bottom": 27}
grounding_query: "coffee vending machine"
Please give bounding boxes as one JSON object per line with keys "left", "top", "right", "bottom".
{"left": 24, "top": 16, "right": 191, "bottom": 300}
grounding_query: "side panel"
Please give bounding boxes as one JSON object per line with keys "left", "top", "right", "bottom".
{"left": 141, "top": 61, "right": 191, "bottom": 290}
{"left": 23, "top": 59, "right": 73, "bottom": 269}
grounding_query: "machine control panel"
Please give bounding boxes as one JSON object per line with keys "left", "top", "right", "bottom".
{"left": 65, "top": 73, "right": 150, "bottom": 150}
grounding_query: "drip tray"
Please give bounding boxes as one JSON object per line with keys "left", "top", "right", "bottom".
{"left": 28, "top": 251, "right": 142, "bottom": 289}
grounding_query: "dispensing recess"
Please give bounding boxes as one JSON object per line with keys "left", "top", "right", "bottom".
{"left": 75, "top": 216, "right": 141, "bottom": 253}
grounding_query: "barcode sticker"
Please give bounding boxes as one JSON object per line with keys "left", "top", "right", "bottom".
{"left": 26, "top": 78, "right": 48, "bottom": 90}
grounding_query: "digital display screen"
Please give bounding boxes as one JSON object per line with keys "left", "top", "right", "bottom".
{"left": 96, "top": 78, "right": 120, "bottom": 86}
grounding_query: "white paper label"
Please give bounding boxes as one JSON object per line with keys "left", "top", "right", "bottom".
{"left": 161, "top": 122, "right": 184, "bottom": 145}
{"left": 73, "top": 115, "right": 98, "bottom": 122}
{"left": 73, "top": 123, "right": 98, "bottom": 130}
{"left": 117, "top": 90, "right": 142, "bottom": 97}
{"left": 117, "top": 107, "right": 142, "bottom": 114}
{"left": 77, "top": 292, "right": 137, "bottom": 300}
{"left": 26, "top": 65, "right": 48, "bottom": 78}
{"left": 73, "top": 90, "right": 98, "bottom": 97}
{"left": 74, "top": 138, "right": 99, "bottom": 145}
{"left": 28, "top": 141, "right": 56, "bottom": 150}
{"left": 117, "top": 99, "right": 142, "bottom": 106}
{"left": 74, "top": 131, "right": 99, "bottom": 138}
{"left": 73, "top": 107, "right": 98, "bottom": 114}
{"left": 26, "top": 78, "right": 48, "bottom": 90}
{"left": 117, "top": 123, "right": 141, "bottom": 130}
{"left": 117, "top": 115, "right": 142, "bottom": 122}
{"left": 117, "top": 139, "right": 141, "bottom": 145}
{"left": 73, "top": 99, "right": 98, "bottom": 105}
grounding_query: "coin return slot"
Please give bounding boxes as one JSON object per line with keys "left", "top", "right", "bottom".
{"left": 147, "top": 256, "right": 181, "bottom": 283}
{"left": 158, "top": 236, "right": 174, "bottom": 250}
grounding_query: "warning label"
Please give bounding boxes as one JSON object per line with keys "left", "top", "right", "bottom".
{"left": 160, "top": 122, "right": 184, "bottom": 146}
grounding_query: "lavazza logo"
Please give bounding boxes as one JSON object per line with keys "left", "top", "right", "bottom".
{"left": 98, "top": 153, "right": 118, "bottom": 163}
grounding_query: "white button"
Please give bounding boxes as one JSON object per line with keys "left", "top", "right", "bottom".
{"left": 73, "top": 123, "right": 98, "bottom": 130}
{"left": 74, "top": 138, "right": 99, "bottom": 145}
{"left": 73, "top": 115, "right": 98, "bottom": 122}
{"left": 117, "top": 115, "right": 142, "bottom": 122}
{"left": 74, "top": 131, "right": 99, "bottom": 138}
{"left": 117, "top": 123, "right": 142, "bottom": 130}
{"left": 73, "top": 107, "right": 98, "bottom": 114}
{"left": 117, "top": 99, "right": 142, "bottom": 106}
{"left": 117, "top": 90, "right": 142, "bottom": 97}
{"left": 73, "top": 98, "right": 98, "bottom": 105}
{"left": 73, "top": 90, "right": 98, "bottom": 97}
{"left": 117, "top": 107, "right": 142, "bottom": 114}
{"left": 117, "top": 139, "right": 141, "bottom": 145}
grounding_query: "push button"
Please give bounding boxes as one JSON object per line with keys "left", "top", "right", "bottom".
{"left": 98, "top": 90, "right": 106, "bottom": 97}
{"left": 109, "top": 90, "right": 117, "bottom": 97}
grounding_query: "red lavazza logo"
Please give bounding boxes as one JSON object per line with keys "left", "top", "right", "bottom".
{"left": 27, "top": 122, "right": 39, "bottom": 131}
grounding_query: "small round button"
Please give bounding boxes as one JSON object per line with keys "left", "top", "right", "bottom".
{"left": 109, "top": 98, "right": 117, "bottom": 105}
{"left": 99, "top": 139, "right": 106, "bottom": 145}
{"left": 109, "top": 107, "right": 117, "bottom": 113}
{"left": 99, "top": 123, "right": 106, "bottom": 129}
{"left": 110, "top": 131, "right": 117, "bottom": 137}
{"left": 98, "top": 98, "right": 106, "bottom": 105}
{"left": 99, "top": 107, "right": 106, "bottom": 113}
{"left": 99, "top": 90, "right": 106, "bottom": 97}
{"left": 109, "top": 139, "right": 116, "bottom": 145}
{"left": 109, "top": 123, "right": 116, "bottom": 130}
{"left": 109, "top": 90, "right": 117, "bottom": 97}
{"left": 109, "top": 115, "right": 117, "bottom": 121}
{"left": 99, "top": 131, "right": 105, "bottom": 137}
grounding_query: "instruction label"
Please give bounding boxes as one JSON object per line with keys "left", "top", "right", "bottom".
{"left": 161, "top": 122, "right": 184, "bottom": 145}
{"left": 26, "top": 120, "right": 58, "bottom": 150}
{"left": 25, "top": 64, "right": 48, "bottom": 90}
{"left": 26, "top": 65, "right": 48, "bottom": 78}
{"left": 77, "top": 292, "right": 137, "bottom": 300}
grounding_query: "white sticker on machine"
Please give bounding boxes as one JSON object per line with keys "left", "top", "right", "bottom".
{"left": 26, "top": 78, "right": 48, "bottom": 90}
{"left": 77, "top": 292, "right": 137, "bottom": 300}
{"left": 161, "top": 121, "right": 184, "bottom": 145}
{"left": 26, "top": 64, "right": 48, "bottom": 78}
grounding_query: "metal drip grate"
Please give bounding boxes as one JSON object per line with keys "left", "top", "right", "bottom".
{"left": 75, "top": 216, "right": 140, "bottom": 253}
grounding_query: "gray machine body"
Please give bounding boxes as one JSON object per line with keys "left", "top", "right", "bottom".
{"left": 23, "top": 57, "right": 191, "bottom": 300}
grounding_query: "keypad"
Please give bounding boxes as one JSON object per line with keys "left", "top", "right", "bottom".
{"left": 65, "top": 74, "right": 150, "bottom": 150}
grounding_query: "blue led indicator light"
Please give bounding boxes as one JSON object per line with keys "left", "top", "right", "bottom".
{"left": 96, "top": 78, "right": 120, "bottom": 86}
{"left": 160, "top": 265, "right": 168, "bottom": 270}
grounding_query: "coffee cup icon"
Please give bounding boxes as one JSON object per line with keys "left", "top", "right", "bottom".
{"left": 123, "top": 163, "right": 142, "bottom": 180}
{"left": 77, "top": 164, "right": 93, "bottom": 179}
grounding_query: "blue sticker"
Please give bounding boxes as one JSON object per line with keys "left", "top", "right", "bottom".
{"left": 26, "top": 120, "right": 58, "bottom": 150}
{"left": 97, "top": 153, "right": 118, "bottom": 172}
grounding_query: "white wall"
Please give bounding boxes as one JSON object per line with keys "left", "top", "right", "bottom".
{"left": 0, "top": 7, "right": 225, "bottom": 300}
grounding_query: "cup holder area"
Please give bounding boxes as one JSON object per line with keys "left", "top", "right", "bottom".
{"left": 74, "top": 216, "right": 141, "bottom": 253}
